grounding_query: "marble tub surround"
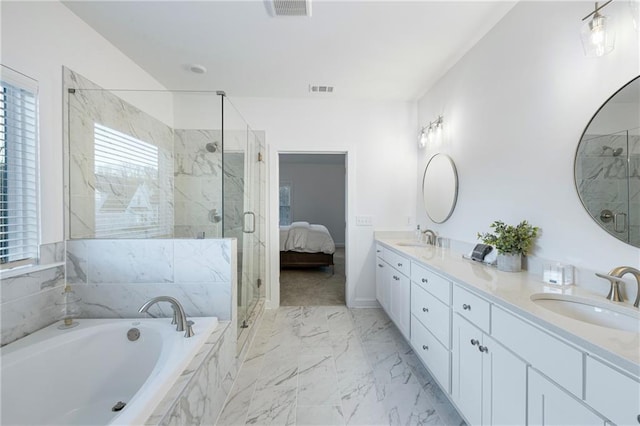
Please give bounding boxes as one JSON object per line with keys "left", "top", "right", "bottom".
{"left": 1, "top": 242, "right": 66, "bottom": 345}
{"left": 376, "top": 237, "right": 640, "bottom": 375}
{"left": 217, "top": 306, "right": 463, "bottom": 426}
{"left": 145, "top": 320, "right": 237, "bottom": 426}
{"left": 66, "top": 238, "right": 235, "bottom": 320}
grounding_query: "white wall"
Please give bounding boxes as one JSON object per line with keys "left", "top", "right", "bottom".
{"left": 233, "top": 97, "right": 417, "bottom": 307}
{"left": 416, "top": 1, "right": 640, "bottom": 277}
{"left": 1, "top": 1, "right": 168, "bottom": 245}
{"left": 279, "top": 158, "right": 346, "bottom": 245}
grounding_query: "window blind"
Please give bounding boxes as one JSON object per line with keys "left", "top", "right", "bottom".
{"left": 0, "top": 73, "right": 39, "bottom": 267}
{"left": 93, "top": 123, "right": 170, "bottom": 238}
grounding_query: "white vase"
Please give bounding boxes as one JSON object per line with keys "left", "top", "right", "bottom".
{"left": 497, "top": 253, "right": 522, "bottom": 272}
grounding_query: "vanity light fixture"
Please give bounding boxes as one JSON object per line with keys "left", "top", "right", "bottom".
{"left": 581, "top": 1, "right": 616, "bottom": 57}
{"left": 418, "top": 115, "right": 444, "bottom": 148}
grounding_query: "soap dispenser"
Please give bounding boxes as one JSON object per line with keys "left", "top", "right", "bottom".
{"left": 57, "top": 283, "right": 81, "bottom": 329}
{"left": 415, "top": 224, "right": 422, "bottom": 242}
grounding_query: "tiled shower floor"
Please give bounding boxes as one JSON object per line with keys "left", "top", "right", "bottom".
{"left": 216, "top": 306, "right": 464, "bottom": 425}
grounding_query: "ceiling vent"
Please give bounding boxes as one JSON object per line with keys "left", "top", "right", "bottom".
{"left": 268, "top": 0, "right": 312, "bottom": 17}
{"left": 309, "top": 85, "right": 334, "bottom": 94}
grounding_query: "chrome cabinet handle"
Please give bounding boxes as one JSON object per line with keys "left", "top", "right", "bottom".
{"left": 422, "top": 345, "right": 429, "bottom": 351}
{"left": 462, "top": 304, "right": 471, "bottom": 311}
{"left": 422, "top": 307, "right": 429, "bottom": 312}
{"left": 421, "top": 278, "right": 428, "bottom": 283}
{"left": 397, "top": 262, "right": 403, "bottom": 267}
{"left": 393, "top": 275, "right": 400, "bottom": 281}
{"left": 470, "top": 339, "right": 479, "bottom": 346}
{"left": 478, "top": 345, "right": 488, "bottom": 353}
{"left": 378, "top": 264, "right": 384, "bottom": 268}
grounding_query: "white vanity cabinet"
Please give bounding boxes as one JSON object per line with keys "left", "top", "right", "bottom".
{"left": 375, "top": 245, "right": 410, "bottom": 339}
{"left": 410, "top": 262, "right": 452, "bottom": 392}
{"left": 375, "top": 245, "right": 390, "bottom": 312}
{"left": 529, "top": 368, "right": 605, "bottom": 426}
{"left": 452, "top": 288, "right": 527, "bottom": 426}
{"left": 585, "top": 356, "right": 640, "bottom": 426}
{"left": 374, "top": 239, "right": 640, "bottom": 426}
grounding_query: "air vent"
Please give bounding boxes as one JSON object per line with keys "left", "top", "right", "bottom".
{"left": 270, "top": 0, "right": 312, "bottom": 17}
{"left": 309, "top": 85, "right": 334, "bottom": 93}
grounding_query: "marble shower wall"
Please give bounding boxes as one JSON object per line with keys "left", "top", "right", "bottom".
{"left": 173, "top": 129, "right": 223, "bottom": 239}
{"left": 64, "top": 68, "right": 175, "bottom": 239}
{"left": 1, "top": 242, "right": 66, "bottom": 346}
{"left": 65, "top": 239, "right": 235, "bottom": 321}
{"left": 576, "top": 133, "right": 640, "bottom": 246}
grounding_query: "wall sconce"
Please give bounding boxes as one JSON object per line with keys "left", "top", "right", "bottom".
{"left": 418, "top": 115, "right": 444, "bottom": 148}
{"left": 581, "top": 1, "right": 615, "bottom": 57}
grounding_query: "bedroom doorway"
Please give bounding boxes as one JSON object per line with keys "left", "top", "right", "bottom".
{"left": 278, "top": 153, "right": 346, "bottom": 306}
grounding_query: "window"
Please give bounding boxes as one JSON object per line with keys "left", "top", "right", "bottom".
{"left": 94, "top": 123, "right": 169, "bottom": 238}
{"left": 279, "top": 182, "right": 292, "bottom": 225}
{"left": 0, "top": 66, "right": 39, "bottom": 268}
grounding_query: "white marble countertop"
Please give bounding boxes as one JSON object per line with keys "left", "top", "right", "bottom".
{"left": 376, "top": 237, "right": 640, "bottom": 377}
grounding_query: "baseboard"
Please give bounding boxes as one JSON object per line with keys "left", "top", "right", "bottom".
{"left": 348, "top": 298, "right": 381, "bottom": 308}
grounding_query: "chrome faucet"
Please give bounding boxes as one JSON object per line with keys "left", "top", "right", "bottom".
{"left": 596, "top": 266, "right": 640, "bottom": 307}
{"left": 138, "top": 296, "right": 195, "bottom": 338}
{"left": 422, "top": 229, "right": 437, "bottom": 245}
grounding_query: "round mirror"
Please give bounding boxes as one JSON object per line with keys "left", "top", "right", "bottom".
{"left": 574, "top": 76, "right": 640, "bottom": 248}
{"left": 422, "top": 153, "right": 458, "bottom": 223}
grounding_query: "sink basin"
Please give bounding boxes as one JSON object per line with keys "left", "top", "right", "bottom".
{"left": 530, "top": 294, "right": 640, "bottom": 333}
{"left": 396, "top": 241, "right": 430, "bottom": 247}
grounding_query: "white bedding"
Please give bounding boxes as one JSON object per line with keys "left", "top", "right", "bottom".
{"left": 279, "top": 221, "right": 336, "bottom": 254}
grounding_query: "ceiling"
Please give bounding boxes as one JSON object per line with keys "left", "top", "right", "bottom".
{"left": 63, "top": 1, "right": 516, "bottom": 101}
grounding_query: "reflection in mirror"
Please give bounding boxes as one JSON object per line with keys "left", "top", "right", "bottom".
{"left": 575, "top": 76, "right": 640, "bottom": 248}
{"left": 422, "top": 153, "right": 458, "bottom": 223}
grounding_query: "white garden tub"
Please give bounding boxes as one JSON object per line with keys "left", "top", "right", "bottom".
{"left": 1, "top": 317, "right": 218, "bottom": 425}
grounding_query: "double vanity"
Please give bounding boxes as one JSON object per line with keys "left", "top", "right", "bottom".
{"left": 375, "top": 237, "right": 639, "bottom": 426}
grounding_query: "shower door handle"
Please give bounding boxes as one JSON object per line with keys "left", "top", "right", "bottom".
{"left": 614, "top": 212, "right": 627, "bottom": 233}
{"left": 243, "top": 212, "right": 256, "bottom": 234}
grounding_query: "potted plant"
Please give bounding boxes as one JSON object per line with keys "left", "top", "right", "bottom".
{"left": 477, "top": 220, "right": 539, "bottom": 272}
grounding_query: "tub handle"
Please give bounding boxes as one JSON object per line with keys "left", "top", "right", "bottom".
{"left": 185, "top": 320, "right": 195, "bottom": 338}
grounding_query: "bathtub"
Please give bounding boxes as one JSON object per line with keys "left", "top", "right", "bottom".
{"left": 1, "top": 317, "right": 219, "bottom": 426}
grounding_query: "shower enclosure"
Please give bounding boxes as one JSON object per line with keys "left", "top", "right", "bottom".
{"left": 575, "top": 128, "right": 640, "bottom": 246}
{"left": 63, "top": 68, "right": 264, "bottom": 345}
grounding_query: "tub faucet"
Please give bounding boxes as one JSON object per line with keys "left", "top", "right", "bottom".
{"left": 422, "top": 229, "right": 437, "bottom": 245}
{"left": 138, "top": 296, "right": 194, "bottom": 338}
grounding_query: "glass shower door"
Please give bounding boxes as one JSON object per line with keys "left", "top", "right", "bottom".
{"left": 222, "top": 98, "right": 262, "bottom": 345}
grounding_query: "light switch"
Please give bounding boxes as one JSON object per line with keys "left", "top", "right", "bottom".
{"left": 356, "top": 216, "right": 373, "bottom": 226}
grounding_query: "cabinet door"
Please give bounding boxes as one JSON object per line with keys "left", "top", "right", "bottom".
{"left": 375, "top": 258, "right": 389, "bottom": 312}
{"left": 452, "top": 314, "right": 483, "bottom": 426}
{"left": 481, "top": 335, "right": 527, "bottom": 426}
{"left": 389, "top": 271, "right": 410, "bottom": 339}
{"left": 528, "top": 369, "right": 605, "bottom": 426}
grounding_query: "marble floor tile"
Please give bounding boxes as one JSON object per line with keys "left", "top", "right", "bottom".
{"left": 217, "top": 306, "right": 464, "bottom": 426}
{"left": 295, "top": 405, "right": 344, "bottom": 426}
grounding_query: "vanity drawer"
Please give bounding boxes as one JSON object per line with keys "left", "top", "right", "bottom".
{"left": 492, "top": 306, "right": 583, "bottom": 398}
{"left": 411, "top": 282, "right": 450, "bottom": 348}
{"left": 384, "top": 249, "right": 410, "bottom": 276}
{"left": 585, "top": 356, "right": 640, "bottom": 425}
{"left": 452, "top": 285, "right": 490, "bottom": 333}
{"left": 411, "top": 316, "right": 450, "bottom": 393}
{"left": 411, "top": 262, "right": 451, "bottom": 305}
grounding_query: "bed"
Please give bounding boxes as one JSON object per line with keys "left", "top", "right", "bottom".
{"left": 279, "top": 221, "right": 336, "bottom": 272}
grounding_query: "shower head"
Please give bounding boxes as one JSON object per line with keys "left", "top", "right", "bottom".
{"left": 602, "top": 145, "right": 623, "bottom": 157}
{"left": 205, "top": 142, "right": 219, "bottom": 153}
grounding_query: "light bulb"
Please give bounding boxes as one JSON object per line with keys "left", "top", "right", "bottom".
{"left": 419, "top": 130, "right": 428, "bottom": 148}
{"left": 581, "top": 12, "right": 615, "bottom": 57}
